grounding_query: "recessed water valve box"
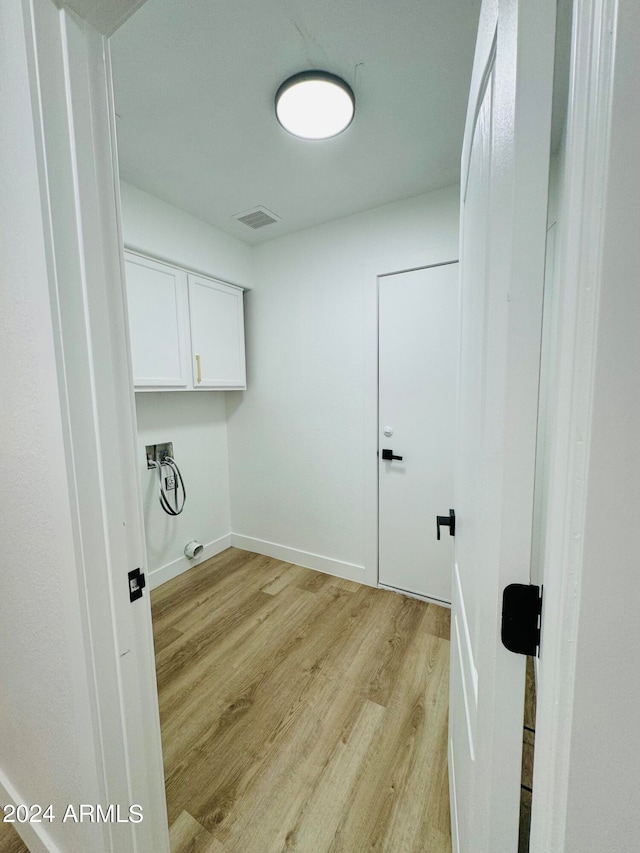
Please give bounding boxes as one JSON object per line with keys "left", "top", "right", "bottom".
{"left": 146, "top": 442, "right": 174, "bottom": 469}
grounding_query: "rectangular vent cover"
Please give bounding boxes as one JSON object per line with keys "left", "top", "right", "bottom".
{"left": 233, "top": 206, "right": 281, "bottom": 229}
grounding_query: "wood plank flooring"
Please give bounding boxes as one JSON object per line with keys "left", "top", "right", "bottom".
{"left": 0, "top": 547, "right": 451, "bottom": 853}
{"left": 152, "top": 547, "right": 452, "bottom": 853}
{"left": 0, "top": 822, "right": 28, "bottom": 853}
{"left": 518, "top": 656, "right": 537, "bottom": 853}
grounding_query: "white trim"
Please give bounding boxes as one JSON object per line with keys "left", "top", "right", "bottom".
{"left": 230, "top": 534, "right": 366, "bottom": 584}
{"left": 378, "top": 583, "right": 451, "bottom": 608}
{"left": 22, "top": 6, "right": 169, "bottom": 851}
{"left": 363, "top": 244, "right": 459, "bottom": 590}
{"left": 530, "top": 0, "right": 619, "bottom": 849}
{"left": 0, "top": 772, "right": 53, "bottom": 853}
{"left": 148, "top": 534, "right": 232, "bottom": 589}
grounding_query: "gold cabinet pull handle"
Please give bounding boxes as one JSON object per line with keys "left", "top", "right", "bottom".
{"left": 195, "top": 354, "right": 202, "bottom": 384}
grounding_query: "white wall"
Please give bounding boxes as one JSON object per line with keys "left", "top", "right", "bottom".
{"left": 0, "top": 2, "right": 101, "bottom": 848}
{"left": 120, "top": 181, "right": 252, "bottom": 287}
{"left": 227, "top": 186, "right": 459, "bottom": 579}
{"left": 121, "top": 183, "right": 459, "bottom": 586}
{"left": 135, "top": 393, "right": 231, "bottom": 581}
{"left": 119, "top": 182, "right": 252, "bottom": 585}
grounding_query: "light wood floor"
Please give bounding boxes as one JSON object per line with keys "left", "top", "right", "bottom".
{"left": 0, "top": 547, "right": 452, "bottom": 853}
{"left": 0, "top": 823, "right": 27, "bottom": 853}
{"left": 518, "top": 656, "right": 537, "bottom": 852}
{"left": 153, "top": 547, "right": 452, "bottom": 853}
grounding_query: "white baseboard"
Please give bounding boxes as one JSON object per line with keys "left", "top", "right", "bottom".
{"left": 230, "top": 533, "right": 367, "bottom": 585}
{"left": 0, "top": 770, "right": 57, "bottom": 853}
{"left": 147, "top": 533, "right": 232, "bottom": 590}
{"left": 378, "top": 582, "right": 451, "bottom": 608}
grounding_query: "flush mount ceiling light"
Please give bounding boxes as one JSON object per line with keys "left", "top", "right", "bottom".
{"left": 275, "top": 71, "right": 355, "bottom": 140}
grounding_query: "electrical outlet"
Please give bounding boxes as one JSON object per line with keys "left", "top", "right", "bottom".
{"left": 164, "top": 476, "right": 176, "bottom": 491}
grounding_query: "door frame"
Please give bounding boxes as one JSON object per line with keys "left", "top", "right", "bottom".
{"left": 363, "top": 245, "right": 459, "bottom": 589}
{"left": 15, "top": 2, "right": 169, "bottom": 851}
{"left": 530, "top": 0, "right": 626, "bottom": 847}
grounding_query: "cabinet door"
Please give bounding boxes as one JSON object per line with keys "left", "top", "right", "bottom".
{"left": 124, "top": 253, "right": 190, "bottom": 389}
{"left": 188, "top": 275, "right": 246, "bottom": 389}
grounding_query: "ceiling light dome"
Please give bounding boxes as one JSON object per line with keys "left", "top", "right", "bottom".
{"left": 275, "top": 71, "right": 355, "bottom": 140}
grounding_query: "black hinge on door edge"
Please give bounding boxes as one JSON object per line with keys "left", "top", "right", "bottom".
{"left": 501, "top": 584, "right": 542, "bottom": 656}
{"left": 128, "top": 567, "right": 146, "bottom": 602}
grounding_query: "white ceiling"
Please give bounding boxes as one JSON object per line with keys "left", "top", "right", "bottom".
{"left": 111, "top": 0, "right": 481, "bottom": 245}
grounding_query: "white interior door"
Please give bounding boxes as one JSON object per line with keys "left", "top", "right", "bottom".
{"left": 378, "top": 263, "right": 459, "bottom": 603}
{"left": 449, "top": 0, "right": 555, "bottom": 850}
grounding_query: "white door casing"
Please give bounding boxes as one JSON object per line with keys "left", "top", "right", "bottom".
{"left": 449, "top": 0, "right": 556, "bottom": 850}
{"left": 378, "top": 263, "right": 459, "bottom": 603}
{"left": 530, "top": 0, "right": 639, "bottom": 848}
{"left": 19, "top": 3, "right": 169, "bottom": 851}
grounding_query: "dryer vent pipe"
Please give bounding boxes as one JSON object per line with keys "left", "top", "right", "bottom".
{"left": 184, "top": 540, "right": 203, "bottom": 559}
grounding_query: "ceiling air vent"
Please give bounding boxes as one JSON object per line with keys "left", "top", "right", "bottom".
{"left": 233, "top": 206, "right": 281, "bottom": 230}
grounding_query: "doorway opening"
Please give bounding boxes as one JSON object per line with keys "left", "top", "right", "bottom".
{"left": 107, "top": 0, "right": 475, "bottom": 848}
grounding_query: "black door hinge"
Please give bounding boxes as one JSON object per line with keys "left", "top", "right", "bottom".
{"left": 128, "top": 567, "right": 146, "bottom": 602}
{"left": 501, "top": 584, "right": 542, "bottom": 656}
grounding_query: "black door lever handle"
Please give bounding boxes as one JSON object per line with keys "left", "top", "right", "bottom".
{"left": 381, "top": 448, "right": 403, "bottom": 461}
{"left": 436, "top": 509, "right": 456, "bottom": 540}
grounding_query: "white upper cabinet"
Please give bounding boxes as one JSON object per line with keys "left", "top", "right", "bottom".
{"left": 123, "top": 251, "right": 246, "bottom": 391}
{"left": 188, "top": 275, "right": 246, "bottom": 389}
{"left": 124, "top": 253, "right": 190, "bottom": 389}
